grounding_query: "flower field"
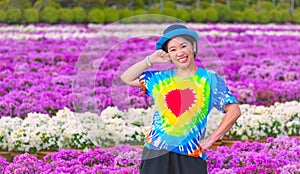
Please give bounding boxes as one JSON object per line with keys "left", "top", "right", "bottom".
{"left": 0, "top": 137, "right": 299, "bottom": 173}
{"left": 0, "top": 23, "right": 300, "bottom": 117}
{"left": 0, "top": 23, "right": 299, "bottom": 173}
{"left": 0, "top": 102, "right": 298, "bottom": 153}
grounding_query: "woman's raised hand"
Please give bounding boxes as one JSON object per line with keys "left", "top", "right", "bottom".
{"left": 148, "top": 49, "right": 171, "bottom": 65}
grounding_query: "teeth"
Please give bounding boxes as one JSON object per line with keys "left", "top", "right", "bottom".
{"left": 178, "top": 57, "right": 187, "bottom": 63}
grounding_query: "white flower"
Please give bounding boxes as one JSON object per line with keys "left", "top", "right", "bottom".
{"left": 1, "top": 100, "right": 300, "bottom": 151}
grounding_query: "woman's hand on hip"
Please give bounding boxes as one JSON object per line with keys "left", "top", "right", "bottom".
{"left": 199, "top": 137, "right": 215, "bottom": 151}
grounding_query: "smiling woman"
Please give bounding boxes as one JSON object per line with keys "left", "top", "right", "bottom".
{"left": 121, "top": 24, "right": 241, "bottom": 174}
{"left": 163, "top": 36, "right": 198, "bottom": 74}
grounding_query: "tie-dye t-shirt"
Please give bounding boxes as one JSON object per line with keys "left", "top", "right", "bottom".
{"left": 138, "top": 67, "right": 237, "bottom": 160}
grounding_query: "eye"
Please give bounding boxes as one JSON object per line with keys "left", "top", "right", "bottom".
{"left": 169, "top": 48, "right": 176, "bottom": 52}
{"left": 181, "top": 44, "right": 187, "bottom": 48}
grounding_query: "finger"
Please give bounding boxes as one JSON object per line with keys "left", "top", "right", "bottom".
{"left": 158, "top": 49, "right": 167, "bottom": 53}
{"left": 164, "top": 53, "right": 170, "bottom": 58}
{"left": 161, "top": 56, "right": 170, "bottom": 62}
{"left": 157, "top": 49, "right": 163, "bottom": 54}
{"left": 163, "top": 54, "right": 170, "bottom": 60}
{"left": 159, "top": 51, "right": 167, "bottom": 57}
{"left": 199, "top": 146, "right": 205, "bottom": 154}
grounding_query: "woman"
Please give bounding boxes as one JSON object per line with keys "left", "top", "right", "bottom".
{"left": 121, "top": 24, "right": 241, "bottom": 174}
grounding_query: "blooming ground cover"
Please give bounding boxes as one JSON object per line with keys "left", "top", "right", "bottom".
{"left": 0, "top": 101, "right": 298, "bottom": 153}
{"left": 0, "top": 24, "right": 299, "bottom": 117}
{"left": 0, "top": 136, "right": 299, "bottom": 173}
{"left": 0, "top": 23, "right": 300, "bottom": 173}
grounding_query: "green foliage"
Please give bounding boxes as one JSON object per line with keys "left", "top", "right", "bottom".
{"left": 123, "top": 9, "right": 146, "bottom": 23}
{"left": 58, "top": 8, "right": 73, "bottom": 23}
{"left": 118, "top": 8, "right": 134, "bottom": 23}
{"left": 131, "top": 15, "right": 148, "bottom": 23}
{"left": 47, "top": 0, "right": 61, "bottom": 8}
{"left": 231, "top": 10, "right": 244, "bottom": 23}
{"left": 191, "top": 9, "right": 205, "bottom": 22}
{"left": 87, "top": 8, "right": 104, "bottom": 23}
{"left": 0, "top": 0, "right": 297, "bottom": 24}
{"left": 276, "top": 2, "right": 290, "bottom": 10}
{"left": 269, "top": 9, "right": 292, "bottom": 23}
{"left": 106, "top": 0, "right": 134, "bottom": 9}
{"left": 72, "top": 7, "right": 86, "bottom": 23}
{"left": 103, "top": 7, "right": 119, "bottom": 23}
{"left": 215, "top": 3, "right": 231, "bottom": 22}
{"left": 0, "top": 9, "right": 6, "bottom": 22}
{"left": 146, "top": 8, "right": 164, "bottom": 23}
{"left": 23, "top": 8, "right": 39, "bottom": 23}
{"left": 34, "top": 0, "right": 61, "bottom": 10}
{"left": 133, "top": 0, "right": 144, "bottom": 9}
{"left": 296, "top": 0, "right": 300, "bottom": 8}
{"left": 119, "top": 8, "right": 133, "bottom": 19}
{"left": 33, "top": 0, "right": 43, "bottom": 9}
{"left": 259, "top": 1, "right": 275, "bottom": 11}
{"left": 205, "top": 7, "right": 218, "bottom": 22}
{"left": 192, "top": 1, "right": 210, "bottom": 9}
{"left": 0, "top": 0, "right": 10, "bottom": 10}
{"left": 6, "top": 8, "right": 22, "bottom": 24}
{"left": 257, "top": 10, "right": 271, "bottom": 24}
{"left": 243, "top": 8, "right": 258, "bottom": 23}
{"left": 203, "top": 1, "right": 213, "bottom": 8}
{"left": 10, "top": 0, "right": 32, "bottom": 9}
{"left": 164, "top": 1, "right": 177, "bottom": 9}
{"left": 162, "top": 7, "right": 177, "bottom": 18}
{"left": 201, "top": 1, "right": 211, "bottom": 9}
{"left": 176, "top": 9, "right": 190, "bottom": 22}
{"left": 148, "top": 8, "right": 161, "bottom": 14}
{"left": 60, "top": 0, "right": 105, "bottom": 9}
{"left": 131, "top": 9, "right": 154, "bottom": 23}
{"left": 0, "top": 0, "right": 31, "bottom": 10}
{"left": 231, "top": 1, "right": 247, "bottom": 11}
{"left": 293, "top": 8, "right": 300, "bottom": 23}
{"left": 162, "top": 8, "right": 178, "bottom": 22}
{"left": 269, "top": 9, "right": 281, "bottom": 23}
{"left": 280, "top": 10, "right": 292, "bottom": 23}
{"left": 134, "top": 9, "right": 146, "bottom": 15}
{"left": 54, "top": 0, "right": 80, "bottom": 8}
{"left": 39, "top": 7, "right": 59, "bottom": 24}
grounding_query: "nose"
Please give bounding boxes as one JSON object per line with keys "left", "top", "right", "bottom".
{"left": 176, "top": 48, "right": 184, "bottom": 57}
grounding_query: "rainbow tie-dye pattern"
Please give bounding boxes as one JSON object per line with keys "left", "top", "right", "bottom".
{"left": 139, "top": 67, "right": 237, "bottom": 159}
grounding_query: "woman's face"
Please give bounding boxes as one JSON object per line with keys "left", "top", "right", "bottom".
{"left": 167, "top": 36, "right": 196, "bottom": 69}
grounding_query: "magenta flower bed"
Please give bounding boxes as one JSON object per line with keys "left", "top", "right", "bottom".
{"left": 0, "top": 24, "right": 299, "bottom": 117}
{"left": 0, "top": 136, "right": 299, "bottom": 173}
{"left": 0, "top": 144, "right": 142, "bottom": 174}
{"left": 207, "top": 136, "right": 300, "bottom": 173}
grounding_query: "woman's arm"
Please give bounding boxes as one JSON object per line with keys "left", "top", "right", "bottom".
{"left": 120, "top": 50, "right": 171, "bottom": 87}
{"left": 120, "top": 57, "right": 151, "bottom": 87}
{"left": 200, "top": 103, "right": 241, "bottom": 150}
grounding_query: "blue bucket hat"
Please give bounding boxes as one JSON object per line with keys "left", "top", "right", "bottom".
{"left": 156, "top": 24, "right": 199, "bottom": 51}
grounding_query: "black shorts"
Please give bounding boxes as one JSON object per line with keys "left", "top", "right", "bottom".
{"left": 140, "top": 147, "right": 208, "bottom": 174}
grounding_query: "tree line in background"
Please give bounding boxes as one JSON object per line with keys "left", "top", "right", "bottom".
{"left": 0, "top": 0, "right": 300, "bottom": 24}
{"left": 1, "top": 0, "right": 300, "bottom": 10}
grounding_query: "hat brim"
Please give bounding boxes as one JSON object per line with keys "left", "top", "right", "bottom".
{"left": 156, "top": 28, "right": 199, "bottom": 50}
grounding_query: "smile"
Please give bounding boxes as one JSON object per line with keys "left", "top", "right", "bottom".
{"left": 178, "top": 56, "right": 188, "bottom": 63}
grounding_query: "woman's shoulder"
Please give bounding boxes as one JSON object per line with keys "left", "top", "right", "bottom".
{"left": 197, "top": 67, "right": 217, "bottom": 76}
{"left": 196, "top": 67, "right": 226, "bottom": 83}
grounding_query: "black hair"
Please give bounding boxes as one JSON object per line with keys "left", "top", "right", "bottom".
{"left": 162, "top": 34, "right": 197, "bottom": 57}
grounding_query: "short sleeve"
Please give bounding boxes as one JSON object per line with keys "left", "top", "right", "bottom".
{"left": 211, "top": 73, "right": 238, "bottom": 113}
{"left": 138, "top": 70, "right": 160, "bottom": 96}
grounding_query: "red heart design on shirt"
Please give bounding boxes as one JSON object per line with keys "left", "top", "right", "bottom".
{"left": 165, "top": 88, "right": 196, "bottom": 117}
